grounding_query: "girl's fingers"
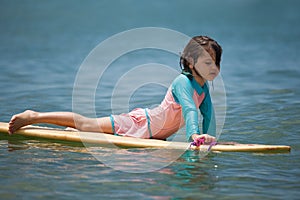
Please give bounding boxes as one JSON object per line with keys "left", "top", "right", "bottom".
{"left": 203, "top": 134, "right": 216, "bottom": 143}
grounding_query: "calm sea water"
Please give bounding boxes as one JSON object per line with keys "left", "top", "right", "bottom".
{"left": 1, "top": 0, "right": 300, "bottom": 199}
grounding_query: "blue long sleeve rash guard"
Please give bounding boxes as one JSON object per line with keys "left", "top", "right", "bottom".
{"left": 171, "top": 74, "right": 216, "bottom": 141}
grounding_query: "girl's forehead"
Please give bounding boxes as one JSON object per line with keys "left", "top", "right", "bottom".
{"left": 199, "top": 50, "right": 215, "bottom": 61}
{"left": 206, "top": 49, "right": 216, "bottom": 62}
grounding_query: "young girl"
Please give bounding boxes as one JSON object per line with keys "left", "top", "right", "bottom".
{"left": 8, "top": 36, "right": 222, "bottom": 144}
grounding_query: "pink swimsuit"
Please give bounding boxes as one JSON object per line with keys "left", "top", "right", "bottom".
{"left": 110, "top": 75, "right": 206, "bottom": 140}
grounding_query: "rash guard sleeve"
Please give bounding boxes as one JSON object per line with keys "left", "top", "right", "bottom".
{"left": 171, "top": 75, "right": 200, "bottom": 141}
{"left": 199, "top": 83, "right": 216, "bottom": 136}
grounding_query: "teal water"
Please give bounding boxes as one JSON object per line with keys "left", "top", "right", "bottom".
{"left": 1, "top": 0, "right": 300, "bottom": 199}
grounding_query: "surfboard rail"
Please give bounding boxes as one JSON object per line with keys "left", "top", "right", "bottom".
{"left": 0, "top": 122, "right": 291, "bottom": 153}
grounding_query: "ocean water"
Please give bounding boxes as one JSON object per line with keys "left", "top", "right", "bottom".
{"left": 1, "top": 0, "right": 300, "bottom": 199}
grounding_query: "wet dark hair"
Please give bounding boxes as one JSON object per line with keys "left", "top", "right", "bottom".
{"left": 180, "top": 36, "right": 222, "bottom": 74}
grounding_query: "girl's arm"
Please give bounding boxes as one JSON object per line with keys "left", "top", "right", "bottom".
{"left": 190, "top": 83, "right": 217, "bottom": 144}
{"left": 172, "top": 75, "right": 200, "bottom": 141}
{"left": 199, "top": 83, "right": 216, "bottom": 136}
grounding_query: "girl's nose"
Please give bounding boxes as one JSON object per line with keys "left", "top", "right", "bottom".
{"left": 212, "top": 64, "right": 219, "bottom": 70}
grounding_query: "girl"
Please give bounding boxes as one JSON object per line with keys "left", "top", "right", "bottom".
{"left": 8, "top": 36, "right": 222, "bottom": 144}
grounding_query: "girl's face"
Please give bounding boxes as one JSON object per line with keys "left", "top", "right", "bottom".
{"left": 190, "top": 51, "right": 220, "bottom": 82}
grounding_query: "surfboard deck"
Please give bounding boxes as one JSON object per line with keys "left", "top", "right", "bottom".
{"left": 0, "top": 122, "right": 291, "bottom": 153}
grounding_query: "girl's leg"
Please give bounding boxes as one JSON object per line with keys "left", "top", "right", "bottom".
{"left": 8, "top": 110, "right": 113, "bottom": 134}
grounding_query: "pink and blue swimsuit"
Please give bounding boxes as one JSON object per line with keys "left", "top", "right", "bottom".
{"left": 110, "top": 73, "right": 216, "bottom": 142}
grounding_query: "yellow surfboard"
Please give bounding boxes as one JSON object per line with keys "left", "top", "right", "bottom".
{"left": 0, "top": 122, "right": 291, "bottom": 153}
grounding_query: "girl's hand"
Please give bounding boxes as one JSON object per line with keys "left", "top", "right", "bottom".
{"left": 192, "top": 134, "right": 216, "bottom": 144}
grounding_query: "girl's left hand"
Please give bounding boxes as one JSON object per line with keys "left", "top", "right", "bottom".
{"left": 192, "top": 134, "right": 216, "bottom": 144}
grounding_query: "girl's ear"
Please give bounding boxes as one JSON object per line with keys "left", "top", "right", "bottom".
{"left": 187, "top": 57, "right": 194, "bottom": 70}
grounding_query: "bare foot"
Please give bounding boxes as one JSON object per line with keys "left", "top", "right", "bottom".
{"left": 8, "top": 110, "right": 38, "bottom": 134}
{"left": 65, "top": 127, "right": 79, "bottom": 132}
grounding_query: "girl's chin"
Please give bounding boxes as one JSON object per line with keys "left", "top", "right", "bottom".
{"left": 206, "top": 76, "right": 217, "bottom": 81}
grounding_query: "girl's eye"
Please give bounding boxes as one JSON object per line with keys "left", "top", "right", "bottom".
{"left": 205, "top": 62, "right": 212, "bottom": 65}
